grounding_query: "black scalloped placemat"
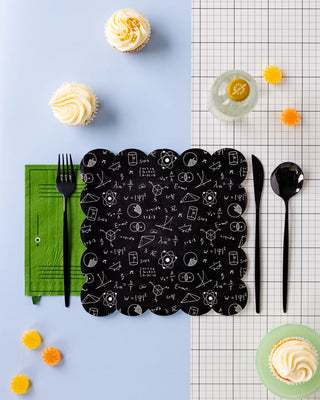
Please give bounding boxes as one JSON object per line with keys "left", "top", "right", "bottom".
{"left": 79, "top": 148, "right": 248, "bottom": 317}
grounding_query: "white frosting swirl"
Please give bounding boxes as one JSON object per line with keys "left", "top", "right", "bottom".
{"left": 270, "top": 338, "right": 318, "bottom": 384}
{"left": 49, "top": 82, "right": 97, "bottom": 126}
{"left": 105, "top": 9, "right": 150, "bottom": 52}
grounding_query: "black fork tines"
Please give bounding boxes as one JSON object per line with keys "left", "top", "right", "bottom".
{"left": 69, "top": 154, "right": 75, "bottom": 182}
{"left": 62, "top": 154, "right": 65, "bottom": 182}
{"left": 66, "top": 154, "right": 69, "bottom": 182}
{"left": 57, "top": 154, "right": 61, "bottom": 183}
{"left": 57, "top": 154, "right": 75, "bottom": 183}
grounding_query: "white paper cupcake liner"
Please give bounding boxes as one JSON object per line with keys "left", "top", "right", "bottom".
{"left": 82, "top": 95, "right": 99, "bottom": 126}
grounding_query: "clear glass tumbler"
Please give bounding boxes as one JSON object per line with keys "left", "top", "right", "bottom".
{"left": 208, "top": 70, "right": 259, "bottom": 121}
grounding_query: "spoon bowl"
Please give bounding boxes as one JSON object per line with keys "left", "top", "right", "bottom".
{"left": 270, "top": 162, "right": 304, "bottom": 313}
{"left": 270, "top": 162, "right": 304, "bottom": 201}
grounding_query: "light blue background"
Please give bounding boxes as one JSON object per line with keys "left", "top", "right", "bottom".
{"left": 0, "top": 1, "right": 191, "bottom": 399}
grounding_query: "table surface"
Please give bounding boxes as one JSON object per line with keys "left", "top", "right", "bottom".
{"left": 0, "top": 1, "right": 191, "bottom": 399}
{"left": 190, "top": 1, "right": 320, "bottom": 399}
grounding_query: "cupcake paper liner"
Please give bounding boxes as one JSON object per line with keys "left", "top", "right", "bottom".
{"left": 82, "top": 95, "right": 99, "bottom": 126}
{"left": 269, "top": 337, "right": 319, "bottom": 386}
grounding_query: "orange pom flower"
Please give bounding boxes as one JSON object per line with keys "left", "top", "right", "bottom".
{"left": 10, "top": 375, "right": 30, "bottom": 394}
{"left": 42, "top": 346, "right": 61, "bottom": 366}
{"left": 281, "top": 108, "right": 300, "bottom": 126}
{"left": 22, "top": 330, "right": 42, "bottom": 349}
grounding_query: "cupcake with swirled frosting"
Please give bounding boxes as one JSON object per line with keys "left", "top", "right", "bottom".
{"left": 49, "top": 82, "right": 98, "bottom": 126}
{"left": 269, "top": 337, "right": 318, "bottom": 384}
{"left": 105, "top": 9, "right": 151, "bottom": 53}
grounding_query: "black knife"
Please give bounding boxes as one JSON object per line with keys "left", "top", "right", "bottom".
{"left": 252, "top": 155, "right": 264, "bottom": 313}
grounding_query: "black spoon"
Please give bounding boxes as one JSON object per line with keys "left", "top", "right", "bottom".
{"left": 270, "top": 162, "right": 304, "bottom": 313}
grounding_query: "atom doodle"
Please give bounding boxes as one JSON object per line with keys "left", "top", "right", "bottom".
{"left": 158, "top": 251, "right": 177, "bottom": 269}
{"left": 102, "top": 190, "right": 117, "bottom": 207}
{"left": 157, "top": 150, "right": 177, "bottom": 169}
{"left": 102, "top": 291, "right": 117, "bottom": 308}
{"left": 80, "top": 148, "right": 248, "bottom": 317}
{"left": 202, "top": 189, "right": 217, "bottom": 206}
{"left": 203, "top": 290, "right": 218, "bottom": 306}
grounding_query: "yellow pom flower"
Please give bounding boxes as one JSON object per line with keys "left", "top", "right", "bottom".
{"left": 263, "top": 65, "right": 282, "bottom": 84}
{"left": 10, "top": 375, "right": 30, "bottom": 394}
{"left": 42, "top": 346, "right": 61, "bottom": 366}
{"left": 22, "top": 330, "right": 42, "bottom": 349}
{"left": 281, "top": 108, "right": 300, "bottom": 126}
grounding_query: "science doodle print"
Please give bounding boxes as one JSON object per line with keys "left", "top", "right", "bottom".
{"left": 80, "top": 148, "right": 248, "bottom": 317}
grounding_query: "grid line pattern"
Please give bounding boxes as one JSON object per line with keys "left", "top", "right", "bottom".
{"left": 191, "top": 1, "right": 320, "bottom": 399}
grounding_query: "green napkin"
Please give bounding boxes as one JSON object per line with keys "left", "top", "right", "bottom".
{"left": 25, "top": 165, "right": 86, "bottom": 303}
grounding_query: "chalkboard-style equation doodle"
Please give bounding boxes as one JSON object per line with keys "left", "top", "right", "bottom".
{"left": 80, "top": 148, "right": 248, "bottom": 317}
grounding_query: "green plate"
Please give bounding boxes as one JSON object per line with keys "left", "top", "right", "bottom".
{"left": 256, "top": 324, "right": 320, "bottom": 399}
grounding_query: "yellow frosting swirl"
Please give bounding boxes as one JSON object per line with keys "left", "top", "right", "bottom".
{"left": 49, "top": 82, "right": 97, "bottom": 126}
{"left": 270, "top": 338, "right": 318, "bottom": 384}
{"left": 105, "top": 9, "right": 150, "bottom": 52}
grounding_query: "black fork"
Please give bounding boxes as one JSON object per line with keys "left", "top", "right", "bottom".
{"left": 56, "top": 154, "right": 76, "bottom": 307}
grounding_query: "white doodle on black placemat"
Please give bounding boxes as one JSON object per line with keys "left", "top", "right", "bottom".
{"left": 79, "top": 148, "right": 248, "bottom": 317}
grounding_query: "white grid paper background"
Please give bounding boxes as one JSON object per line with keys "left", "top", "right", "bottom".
{"left": 191, "top": 1, "right": 320, "bottom": 399}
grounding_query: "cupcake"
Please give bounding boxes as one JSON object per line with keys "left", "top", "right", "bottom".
{"left": 105, "top": 9, "right": 151, "bottom": 53}
{"left": 49, "top": 82, "right": 98, "bottom": 126}
{"left": 269, "top": 337, "right": 318, "bottom": 384}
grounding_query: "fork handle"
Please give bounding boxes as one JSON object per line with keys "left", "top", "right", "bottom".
{"left": 63, "top": 196, "right": 70, "bottom": 307}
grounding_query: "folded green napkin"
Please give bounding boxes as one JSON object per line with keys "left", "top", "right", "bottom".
{"left": 25, "top": 165, "right": 86, "bottom": 303}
